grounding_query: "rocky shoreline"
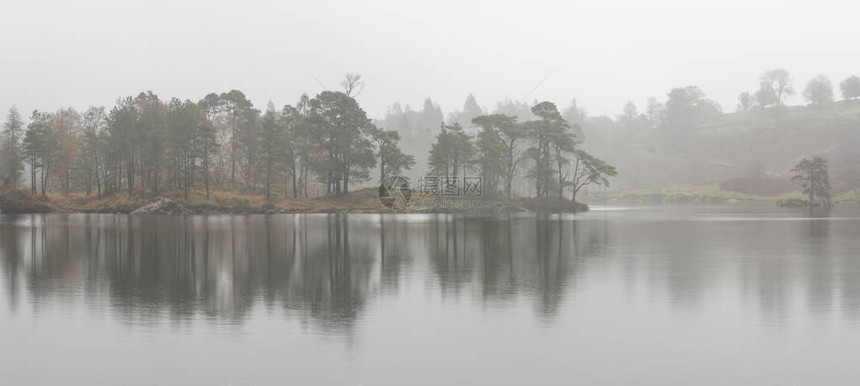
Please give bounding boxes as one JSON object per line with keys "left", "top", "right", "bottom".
{"left": 0, "top": 188, "right": 589, "bottom": 215}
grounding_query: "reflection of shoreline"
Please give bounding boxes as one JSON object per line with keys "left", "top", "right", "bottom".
{"left": 0, "top": 214, "right": 596, "bottom": 332}
{"left": 2, "top": 209, "right": 860, "bottom": 334}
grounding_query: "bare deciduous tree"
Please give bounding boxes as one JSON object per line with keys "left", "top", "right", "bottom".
{"left": 759, "top": 69, "right": 795, "bottom": 107}
{"left": 340, "top": 73, "right": 365, "bottom": 97}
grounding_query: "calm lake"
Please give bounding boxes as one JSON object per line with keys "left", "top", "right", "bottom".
{"left": 2, "top": 205, "right": 860, "bottom": 385}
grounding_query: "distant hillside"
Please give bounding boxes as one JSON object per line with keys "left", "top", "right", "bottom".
{"left": 600, "top": 101, "right": 860, "bottom": 194}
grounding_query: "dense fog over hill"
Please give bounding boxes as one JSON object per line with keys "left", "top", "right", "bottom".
{"left": 2, "top": 0, "right": 858, "bottom": 119}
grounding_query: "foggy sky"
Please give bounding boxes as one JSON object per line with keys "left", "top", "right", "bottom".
{"left": 1, "top": 0, "right": 857, "bottom": 121}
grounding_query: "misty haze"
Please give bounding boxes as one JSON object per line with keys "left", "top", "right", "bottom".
{"left": 2, "top": 0, "right": 860, "bottom": 385}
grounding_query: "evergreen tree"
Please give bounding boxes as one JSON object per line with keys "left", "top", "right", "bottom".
{"left": 197, "top": 119, "right": 218, "bottom": 199}
{"left": 52, "top": 107, "right": 81, "bottom": 195}
{"left": 259, "top": 109, "right": 287, "bottom": 200}
{"left": 526, "top": 102, "right": 573, "bottom": 198}
{"left": 219, "top": 90, "right": 257, "bottom": 187}
{"left": 78, "top": 107, "right": 108, "bottom": 198}
{"left": 428, "top": 122, "right": 475, "bottom": 178}
{"left": 280, "top": 105, "right": 304, "bottom": 198}
{"left": 107, "top": 97, "right": 140, "bottom": 195}
{"left": 306, "top": 91, "right": 375, "bottom": 195}
{"left": 792, "top": 156, "right": 831, "bottom": 207}
{"left": 447, "top": 94, "right": 485, "bottom": 129}
{"left": 568, "top": 149, "right": 617, "bottom": 203}
{"left": 166, "top": 98, "right": 200, "bottom": 199}
{"left": 472, "top": 114, "right": 525, "bottom": 198}
{"left": 1, "top": 106, "right": 25, "bottom": 187}
{"left": 369, "top": 126, "right": 414, "bottom": 182}
{"left": 22, "top": 110, "right": 59, "bottom": 195}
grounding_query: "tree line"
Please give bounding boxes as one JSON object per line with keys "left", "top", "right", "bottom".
{"left": 0, "top": 74, "right": 623, "bottom": 203}
{"left": 428, "top": 101, "right": 617, "bottom": 201}
{"left": 4, "top": 68, "right": 856, "bottom": 203}
{"left": 737, "top": 69, "right": 860, "bottom": 112}
{"left": 0, "top": 76, "right": 415, "bottom": 200}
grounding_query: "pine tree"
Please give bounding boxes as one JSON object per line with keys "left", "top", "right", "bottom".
{"left": 473, "top": 114, "right": 524, "bottom": 198}
{"left": 1, "top": 106, "right": 25, "bottom": 187}
{"left": 792, "top": 156, "right": 831, "bottom": 207}
{"left": 429, "top": 122, "right": 474, "bottom": 178}
{"left": 526, "top": 102, "right": 574, "bottom": 198}
{"left": 259, "top": 109, "right": 287, "bottom": 200}
{"left": 22, "top": 110, "right": 58, "bottom": 195}
{"left": 369, "top": 125, "right": 414, "bottom": 182}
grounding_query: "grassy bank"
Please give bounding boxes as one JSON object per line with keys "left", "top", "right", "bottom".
{"left": 1, "top": 187, "right": 385, "bottom": 214}
{"left": 597, "top": 182, "right": 802, "bottom": 204}
{"left": 598, "top": 181, "right": 860, "bottom": 205}
{"left": 0, "top": 187, "right": 588, "bottom": 215}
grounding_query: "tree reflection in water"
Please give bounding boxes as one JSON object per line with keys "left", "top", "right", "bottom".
{"left": 2, "top": 208, "right": 860, "bottom": 337}
{"left": 0, "top": 213, "right": 606, "bottom": 330}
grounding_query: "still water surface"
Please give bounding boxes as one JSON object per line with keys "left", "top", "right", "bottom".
{"left": 2, "top": 205, "right": 860, "bottom": 385}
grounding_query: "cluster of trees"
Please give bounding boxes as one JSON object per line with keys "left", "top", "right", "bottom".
{"left": 5, "top": 66, "right": 855, "bottom": 203}
{"left": 597, "top": 84, "right": 722, "bottom": 163}
{"left": 381, "top": 68, "right": 857, "bottom": 195}
{"left": 428, "top": 101, "right": 617, "bottom": 201}
{"left": 381, "top": 95, "right": 593, "bottom": 177}
{"left": 737, "top": 69, "right": 860, "bottom": 112}
{"left": 0, "top": 76, "right": 414, "bottom": 200}
{"left": 3, "top": 88, "right": 620, "bottom": 203}
{"left": 379, "top": 84, "right": 729, "bottom": 196}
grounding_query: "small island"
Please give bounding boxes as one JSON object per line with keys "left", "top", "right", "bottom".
{"left": 0, "top": 85, "right": 613, "bottom": 215}
{"left": 0, "top": 186, "right": 591, "bottom": 215}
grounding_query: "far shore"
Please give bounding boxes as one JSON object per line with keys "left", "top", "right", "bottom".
{"left": 594, "top": 181, "right": 860, "bottom": 207}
